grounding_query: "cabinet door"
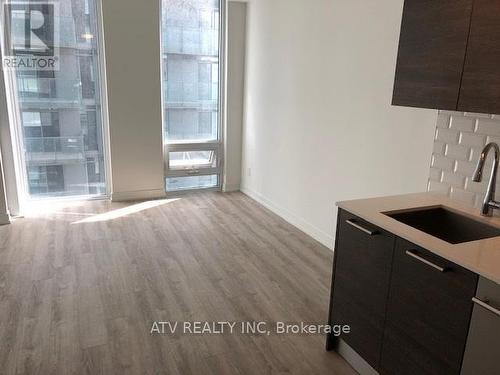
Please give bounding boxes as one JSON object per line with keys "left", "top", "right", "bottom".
{"left": 328, "top": 209, "right": 395, "bottom": 370}
{"left": 392, "top": 0, "right": 473, "bottom": 110}
{"left": 458, "top": 0, "right": 500, "bottom": 114}
{"left": 380, "top": 238, "right": 478, "bottom": 375}
{"left": 461, "top": 277, "right": 500, "bottom": 375}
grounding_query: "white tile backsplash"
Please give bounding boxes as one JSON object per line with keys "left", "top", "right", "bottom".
{"left": 428, "top": 111, "right": 500, "bottom": 208}
{"left": 436, "top": 128, "right": 460, "bottom": 143}
{"left": 445, "top": 144, "right": 469, "bottom": 161}
{"left": 449, "top": 116, "right": 475, "bottom": 131}
{"left": 476, "top": 119, "right": 500, "bottom": 136}
{"left": 431, "top": 154, "right": 455, "bottom": 171}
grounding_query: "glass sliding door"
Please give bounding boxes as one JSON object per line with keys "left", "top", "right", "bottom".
{"left": 161, "top": 0, "right": 223, "bottom": 191}
{"left": 0, "top": 0, "right": 107, "bottom": 199}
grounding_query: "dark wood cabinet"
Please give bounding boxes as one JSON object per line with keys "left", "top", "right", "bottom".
{"left": 461, "top": 277, "right": 500, "bottom": 375}
{"left": 458, "top": 0, "right": 500, "bottom": 114}
{"left": 379, "top": 238, "right": 478, "bottom": 375}
{"left": 392, "top": 0, "right": 473, "bottom": 110}
{"left": 327, "top": 209, "right": 395, "bottom": 370}
{"left": 392, "top": 0, "right": 500, "bottom": 113}
{"left": 326, "top": 209, "right": 497, "bottom": 374}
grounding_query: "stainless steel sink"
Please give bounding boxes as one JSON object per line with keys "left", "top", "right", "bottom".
{"left": 384, "top": 206, "right": 500, "bottom": 244}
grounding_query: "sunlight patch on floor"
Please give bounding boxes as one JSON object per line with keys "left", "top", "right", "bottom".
{"left": 71, "top": 198, "right": 181, "bottom": 224}
{"left": 23, "top": 200, "right": 93, "bottom": 217}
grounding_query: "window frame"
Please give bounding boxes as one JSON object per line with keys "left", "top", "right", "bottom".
{"left": 161, "top": 0, "right": 226, "bottom": 192}
{"left": 0, "top": 0, "right": 111, "bottom": 209}
{"left": 164, "top": 140, "right": 222, "bottom": 179}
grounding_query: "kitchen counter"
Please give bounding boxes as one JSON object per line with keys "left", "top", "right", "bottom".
{"left": 337, "top": 192, "right": 500, "bottom": 285}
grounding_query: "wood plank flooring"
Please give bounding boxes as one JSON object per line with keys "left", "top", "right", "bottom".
{"left": 0, "top": 192, "right": 355, "bottom": 375}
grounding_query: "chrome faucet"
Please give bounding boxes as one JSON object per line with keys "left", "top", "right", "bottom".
{"left": 472, "top": 142, "right": 500, "bottom": 216}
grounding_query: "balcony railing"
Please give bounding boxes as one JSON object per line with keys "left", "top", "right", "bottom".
{"left": 17, "top": 78, "right": 82, "bottom": 107}
{"left": 163, "top": 26, "right": 219, "bottom": 56}
{"left": 164, "top": 81, "right": 218, "bottom": 109}
{"left": 24, "top": 136, "right": 85, "bottom": 164}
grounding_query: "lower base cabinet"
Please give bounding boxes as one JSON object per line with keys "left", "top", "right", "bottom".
{"left": 327, "top": 209, "right": 395, "bottom": 371}
{"left": 461, "top": 277, "right": 500, "bottom": 375}
{"left": 379, "top": 239, "right": 478, "bottom": 375}
{"left": 327, "top": 209, "right": 489, "bottom": 375}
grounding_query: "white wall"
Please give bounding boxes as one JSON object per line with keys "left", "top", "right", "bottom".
{"left": 0, "top": 151, "right": 9, "bottom": 225}
{"left": 101, "top": 0, "right": 165, "bottom": 201}
{"left": 0, "top": 69, "right": 11, "bottom": 224}
{"left": 224, "top": 1, "right": 247, "bottom": 191}
{"left": 241, "top": 0, "right": 438, "bottom": 248}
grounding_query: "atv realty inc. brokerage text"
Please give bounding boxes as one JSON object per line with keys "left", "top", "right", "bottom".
{"left": 151, "top": 321, "right": 351, "bottom": 336}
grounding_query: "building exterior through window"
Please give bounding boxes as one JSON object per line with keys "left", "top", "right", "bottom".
{"left": 4, "top": 0, "right": 107, "bottom": 198}
{"left": 162, "top": 0, "right": 223, "bottom": 191}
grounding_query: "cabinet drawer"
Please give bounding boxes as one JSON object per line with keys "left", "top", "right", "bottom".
{"left": 380, "top": 238, "right": 478, "bottom": 375}
{"left": 329, "top": 209, "right": 395, "bottom": 370}
{"left": 461, "top": 278, "right": 500, "bottom": 375}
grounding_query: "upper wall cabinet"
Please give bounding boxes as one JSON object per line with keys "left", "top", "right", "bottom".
{"left": 392, "top": 0, "right": 473, "bottom": 110}
{"left": 392, "top": 0, "right": 500, "bottom": 114}
{"left": 458, "top": 0, "right": 500, "bottom": 113}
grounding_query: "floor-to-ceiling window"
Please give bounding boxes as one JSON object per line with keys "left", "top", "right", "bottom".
{"left": 1, "top": 0, "right": 107, "bottom": 199}
{"left": 161, "top": 0, "right": 223, "bottom": 191}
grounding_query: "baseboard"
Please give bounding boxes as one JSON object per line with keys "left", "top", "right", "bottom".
{"left": 240, "top": 186, "right": 334, "bottom": 249}
{"left": 0, "top": 212, "right": 10, "bottom": 225}
{"left": 111, "top": 189, "right": 166, "bottom": 202}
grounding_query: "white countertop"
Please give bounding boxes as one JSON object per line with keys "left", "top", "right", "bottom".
{"left": 337, "top": 192, "right": 500, "bottom": 285}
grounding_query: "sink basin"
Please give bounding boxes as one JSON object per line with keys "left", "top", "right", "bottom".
{"left": 384, "top": 206, "right": 500, "bottom": 244}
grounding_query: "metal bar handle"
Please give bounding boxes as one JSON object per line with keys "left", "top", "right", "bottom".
{"left": 472, "top": 297, "right": 500, "bottom": 317}
{"left": 405, "top": 250, "right": 448, "bottom": 272}
{"left": 345, "top": 219, "right": 378, "bottom": 236}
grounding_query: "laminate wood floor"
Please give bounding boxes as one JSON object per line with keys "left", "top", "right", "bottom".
{"left": 0, "top": 191, "right": 355, "bottom": 375}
